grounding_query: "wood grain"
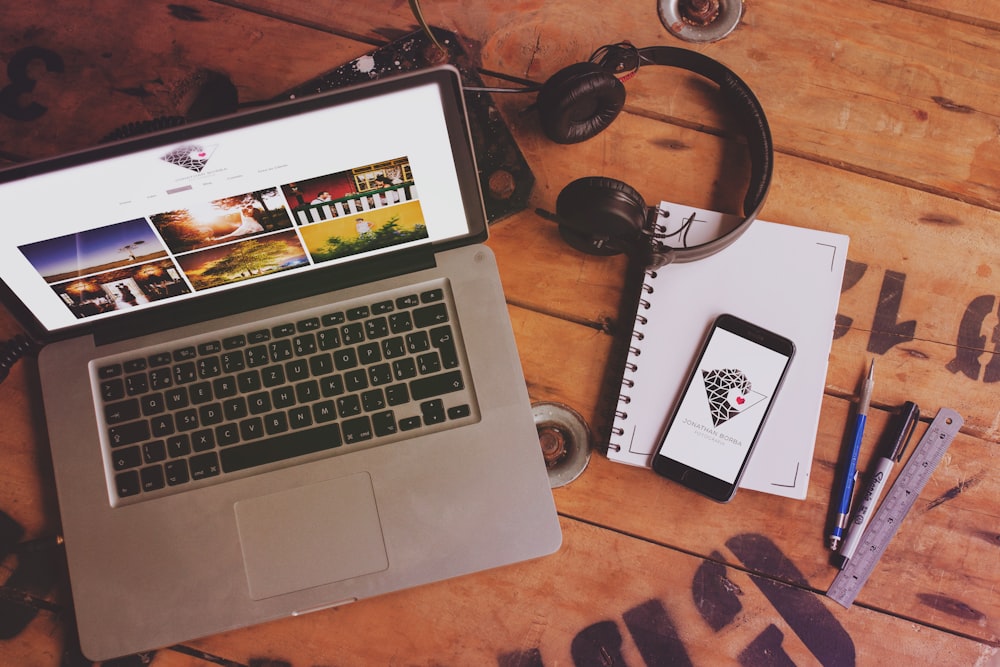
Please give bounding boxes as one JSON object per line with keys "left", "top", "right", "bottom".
{"left": 0, "top": 0, "right": 998, "bottom": 664}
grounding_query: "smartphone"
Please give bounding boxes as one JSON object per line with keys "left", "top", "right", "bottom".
{"left": 651, "top": 314, "right": 795, "bottom": 502}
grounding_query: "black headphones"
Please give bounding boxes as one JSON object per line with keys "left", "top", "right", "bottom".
{"left": 534, "top": 43, "right": 773, "bottom": 268}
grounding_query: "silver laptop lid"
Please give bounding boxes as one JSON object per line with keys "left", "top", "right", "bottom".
{"left": 0, "top": 66, "right": 486, "bottom": 343}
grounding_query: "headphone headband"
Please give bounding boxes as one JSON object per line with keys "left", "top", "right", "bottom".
{"left": 541, "top": 44, "right": 773, "bottom": 268}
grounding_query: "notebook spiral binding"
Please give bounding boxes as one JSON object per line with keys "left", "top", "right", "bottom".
{"left": 607, "top": 270, "right": 657, "bottom": 452}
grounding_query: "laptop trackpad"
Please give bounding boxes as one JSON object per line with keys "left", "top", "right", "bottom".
{"left": 234, "top": 472, "right": 389, "bottom": 600}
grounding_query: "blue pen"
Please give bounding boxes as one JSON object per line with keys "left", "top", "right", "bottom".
{"left": 829, "top": 359, "right": 875, "bottom": 550}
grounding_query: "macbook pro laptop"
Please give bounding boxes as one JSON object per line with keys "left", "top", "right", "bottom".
{"left": 0, "top": 67, "right": 561, "bottom": 660}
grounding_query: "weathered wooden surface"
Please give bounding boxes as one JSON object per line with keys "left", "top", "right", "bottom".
{"left": 1, "top": 0, "right": 998, "bottom": 665}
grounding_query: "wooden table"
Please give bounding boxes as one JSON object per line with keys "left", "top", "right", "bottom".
{"left": 1, "top": 1, "right": 998, "bottom": 665}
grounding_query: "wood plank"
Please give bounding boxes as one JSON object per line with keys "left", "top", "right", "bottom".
{"left": 503, "top": 300, "right": 999, "bottom": 643}
{"left": 179, "top": 518, "right": 997, "bottom": 666}
{"left": 485, "top": 106, "right": 1000, "bottom": 442}
{"left": 0, "top": 0, "right": 371, "bottom": 161}
{"left": 235, "top": 0, "right": 1000, "bottom": 210}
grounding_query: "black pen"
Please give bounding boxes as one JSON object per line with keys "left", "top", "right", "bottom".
{"left": 835, "top": 401, "right": 919, "bottom": 568}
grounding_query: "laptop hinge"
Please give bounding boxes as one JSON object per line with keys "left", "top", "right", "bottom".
{"left": 92, "top": 246, "right": 438, "bottom": 346}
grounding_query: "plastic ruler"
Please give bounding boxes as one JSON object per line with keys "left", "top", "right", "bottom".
{"left": 826, "top": 407, "right": 963, "bottom": 608}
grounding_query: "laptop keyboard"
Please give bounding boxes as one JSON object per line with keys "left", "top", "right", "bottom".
{"left": 94, "top": 281, "right": 477, "bottom": 504}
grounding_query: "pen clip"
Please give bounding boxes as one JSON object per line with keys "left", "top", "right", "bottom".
{"left": 888, "top": 401, "right": 920, "bottom": 461}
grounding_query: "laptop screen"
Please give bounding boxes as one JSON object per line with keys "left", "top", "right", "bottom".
{"left": 0, "top": 69, "right": 481, "bottom": 336}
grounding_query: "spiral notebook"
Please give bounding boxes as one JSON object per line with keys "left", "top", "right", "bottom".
{"left": 608, "top": 203, "right": 848, "bottom": 499}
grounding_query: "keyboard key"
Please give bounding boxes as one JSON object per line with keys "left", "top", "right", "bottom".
{"left": 109, "top": 421, "right": 150, "bottom": 448}
{"left": 189, "top": 452, "right": 220, "bottom": 480}
{"left": 342, "top": 416, "right": 373, "bottom": 444}
{"left": 222, "top": 334, "right": 246, "bottom": 349}
{"left": 141, "top": 466, "right": 165, "bottom": 492}
{"left": 219, "top": 423, "right": 342, "bottom": 473}
{"left": 365, "top": 317, "right": 389, "bottom": 339}
{"left": 215, "top": 423, "right": 240, "bottom": 447}
{"left": 148, "top": 352, "right": 171, "bottom": 367}
{"left": 264, "top": 412, "right": 289, "bottom": 435}
{"left": 286, "top": 359, "right": 310, "bottom": 381}
{"left": 309, "top": 353, "right": 333, "bottom": 376}
{"left": 166, "top": 434, "right": 191, "bottom": 458}
{"left": 410, "top": 371, "right": 465, "bottom": 401}
{"left": 333, "top": 348, "right": 358, "bottom": 370}
{"left": 417, "top": 352, "right": 441, "bottom": 375}
{"left": 198, "top": 341, "right": 222, "bottom": 355}
{"left": 321, "top": 311, "right": 345, "bottom": 326}
{"left": 173, "top": 347, "right": 197, "bottom": 361}
{"left": 123, "top": 358, "right": 147, "bottom": 373}
{"left": 116, "top": 471, "right": 141, "bottom": 497}
{"left": 112, "top": 446, "right": 142, "bottom": 470}
{"left": 165, "top": 460, "right": 190, "bottom": 486}
{"left": 271, "top": 322, "right": 296, "bottom": 338}
{"left": 199, "top": 403, "right": 223, "bottom": 426}
{"left": 420, "top": 288, "right": 444, "bottom": 303}
{"left": 431, "top": 326, "right": 459, "bottom": 369}
{"left": 320, "top": 375, "right": 344, "bottom": 397}
{"left": 341, "top": 322, "right": 364, "bottom": 345}
{"left": 198, "top": 356, "right": 222, "bottom": 379}
{"left": 247, "top": 392, "right": 272, "bottom": 414}
{"left": 238, "top": 370, "right": 262, "bottom": 393}
{"left": 246, "top": 345, "right": 269, "bottom": 367}
{"left": 151, "top": 414, "right": 175, "bottom": 438}
{"left": 212, "top": 376, "right": 238, "bottom": 398}
{"left": 142, "top": 440, "right": 166, "bottom": 464}
{"left": 414, "top": 303, "right": 449, "bottom": 328}
{"left": 176, "top": 410, "right": 198, "bottom": 435}
{"left": 223, "top": 397, "right": 248, "bottom": 421}
{"left": 372, "top": 410, "right": 397, "bottom": 436}
{"left": 98, "top": 363, "right": 122, "bottom": 379}
{"left": 149, "top": 368, "right": 173, "bottom": 390}
{"left": 165, "top": 387, "right": 189, "bottom": 410}
{"left": 192, "top": 430, "right": 216, "bottom": 452}
{"left": 448, "top": 404, "right": 472, "bottom": 420}
{"left": 297, "top": 317, "right": 320, "bottom": 332}
{"left": 173, "top": 362, "right": 197, "bottom": 384}
{"left": 105, "top": 399, "right": 140, "bottom": 425}
{"left": 262, "top": 365, "right": 286, "bottom": 387}
{"left": 347, "top": 306, "right": 370, "bottom": 321}
{"left": 125, "top": 373, "right": 149, "bottom": 396}
{"left": 239, "top": 417, "right": 264, "bottom": 440}
{"left": 140, "top": 392, "right": 165, "bottom": 416}
{"left": 421, "top": 399, "right": 446, "bottom": 425}
{"left": 362, "top": 389, "right": 386, "bottom": 412}
{"left": 293, "top": 334, "right": 316, "bottom": 356}
{"left": 388, "top": 312, "right": 413, "bottom": 334}
{"left": 100, "top": 378, "right": 125, "bottom": 401}
{"left": 269, "top": 339, "right": 293, "bottom": 362}
{"left": 248, "top": 329, "right": 270, "bottom": 343}
{"left": 189, "top": 382, "right": 213, "bottom": 404}
{"left": 221, "top": 351, "right": 246, "bottom": 374}
{"left": 385, "top": 384, "right": 409, "bottom": 406}
{"left": 399, "top": 416, "right": 421, "bottom": 431}
{"left": 372, "top": 300, "right": 394, "bottom": 314}
{"left": 405, "top": 331, "right": 429, "bottom": 353}
{"left": 396, "top": 294, "right": 419, "bottom": 309}
{"left": 272, "top": 387, "right": 295, "bottom": 409}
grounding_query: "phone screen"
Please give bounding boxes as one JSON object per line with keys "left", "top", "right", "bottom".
{"left": 652, "top": 314, "right": 794, "bottom": 501}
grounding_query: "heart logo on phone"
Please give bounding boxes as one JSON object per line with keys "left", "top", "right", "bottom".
{"left": 736, "top": 396, "right": 745, "bottom": 405}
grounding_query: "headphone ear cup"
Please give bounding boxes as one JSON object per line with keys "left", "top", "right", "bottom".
{"left": 537, "top": 62, "right": 626, "bottom": 144}
{"left": 555, "top": 176, "right": 648, "bottom": 255}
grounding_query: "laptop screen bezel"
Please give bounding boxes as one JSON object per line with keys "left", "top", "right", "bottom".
{"left": 0, "top": 66, "right": 487, "bottom": 345}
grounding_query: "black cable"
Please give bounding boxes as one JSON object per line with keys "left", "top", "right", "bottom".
{"left": 0, "top": 334, "right": 40, "bottom": 384}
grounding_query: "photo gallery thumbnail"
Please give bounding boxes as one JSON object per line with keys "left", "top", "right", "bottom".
{"left": 18, "top": 157, "right": 427, "bottom": 319}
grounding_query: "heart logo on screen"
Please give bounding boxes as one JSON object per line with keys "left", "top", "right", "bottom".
{"left": 736, "top": 396, "right": 745, "bottom": 405}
